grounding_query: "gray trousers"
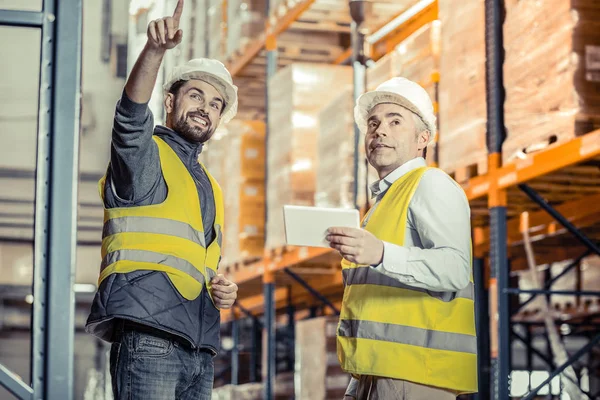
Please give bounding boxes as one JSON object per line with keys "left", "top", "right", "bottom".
{"left": 356, "top": 376, "right": 456, "bottom": 400}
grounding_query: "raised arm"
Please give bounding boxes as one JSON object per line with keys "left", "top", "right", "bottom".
{"left": 106, "top": 0, "right": 185, "bottom": 205}
{"left": 125, "top": 0, "right": 184, "bottom": 103}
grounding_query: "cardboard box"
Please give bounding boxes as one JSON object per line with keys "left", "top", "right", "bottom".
{"left": 266, "top": 63, "right": 353, "bottom": 250}
{"left": 503, "top": 0, "right": 600, "bottom": 164}
{"left": 438, "top": 0, "right": 488, "bottom": 177}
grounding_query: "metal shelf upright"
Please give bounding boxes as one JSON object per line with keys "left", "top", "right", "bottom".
{"left": 0, "top": 1, "right": 82, "bottom": 399}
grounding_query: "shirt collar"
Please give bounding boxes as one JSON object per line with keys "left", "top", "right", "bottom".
{"left": 370, "top": 157, "right": 427, "bottom": 199}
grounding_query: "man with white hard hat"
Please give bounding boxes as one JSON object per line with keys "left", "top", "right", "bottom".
{"left": 86, "top": 1, "right": 238, "bottom": 398}
{"left": 327, "top": 77, "right": 477, "bottom": 399}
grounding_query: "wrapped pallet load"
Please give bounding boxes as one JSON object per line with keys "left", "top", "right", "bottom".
{"left": 207, "top": 0, "right": 224, "bottom": 60}
{"left": 316, "top": 88, "right": 366, "bottom": 209}
{"left": 266, "top": 63, "right": 352, "bottom": 250}
{"left": 393, "top": 21, "right": 441, "bottom": 108}
{"left": 367, "top": 52, "right": 394, "bottom": 91}
{"left": 392, "top": 21, "right": 441, "bottom": 165}
{"left": 201, "top": 121, "right": 265, "bottom": 267}
{"left": 438, "top": 0, "right": 488, "bottom": 182}
{"left": 503, "top": 0, "right": 600, "bottom": 164}
{"left": 227, "top": 0, "right": 267, "bottom": 58}
{"left": 316, "top": 87, "right": 378, "bottom": 210}
{"left": 295, "top": 316, "right": 351, "bottom": 400}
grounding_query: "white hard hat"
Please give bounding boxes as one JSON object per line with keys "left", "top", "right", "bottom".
{"left": 354, "top": 77, "right": 437, "bottom": 144}
{"left": 163, "top": 58, "right": 238, "bottom": 124}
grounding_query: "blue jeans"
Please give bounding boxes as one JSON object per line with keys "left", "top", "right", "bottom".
{"left": 110, "top": 322, "right": 214, "bottom": 400}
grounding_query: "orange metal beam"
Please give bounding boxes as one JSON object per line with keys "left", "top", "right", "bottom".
{"left": 334, "top": 1, "right": 438, "bottom": 65}
{"left": 370, "top": 0, "right": 439, "bottom": 61}
{"left": 271, "top": 0, "right": 316, "bottom": 36}
{"left": 463, "top": 129, "right": 600, "bottom": 200}
{"left": 226, "top": 38, "right": 266, "bottom": 77}
{"left": 222, "top": 271, "right": 344, "bottom": 322}
{"left": 334, "top": 48, "right": 352, "bottom": 65}
{"left": 225, "top": 0, "right": 316, "bottom": 77}
{"left": 226, "top": 246, "right": 334, "bottom": 285}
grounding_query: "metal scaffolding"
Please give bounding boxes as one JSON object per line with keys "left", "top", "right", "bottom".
{"left": 0, "top": 0, "right": 82, "bottom": 399}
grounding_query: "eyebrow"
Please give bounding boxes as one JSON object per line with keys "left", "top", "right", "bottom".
{"left": 367, "top": 112, "right": 404, "bottom": 123}
{"left": 186, "top": 88, "right": 224, "bottom": 106}
{"left": 386, "top": 112, "right": 404, "bottom": 119}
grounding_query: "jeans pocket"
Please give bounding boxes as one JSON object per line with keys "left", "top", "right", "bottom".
{"left": 133, "top": 332, "right": 174, "bottom": 358}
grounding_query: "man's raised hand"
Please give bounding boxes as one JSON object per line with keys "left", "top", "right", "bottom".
{"left": 147, "top": 0, "right": 184, "bottom": 50}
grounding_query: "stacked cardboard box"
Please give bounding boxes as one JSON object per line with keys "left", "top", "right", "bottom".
{"left": 208, "top": 0, "right": 224, "bottom": 60}
{"left": 201, "top": 121, "right": 265, "bottom": 266}
{"left": 392, "top": 21, "right": 441, "bottom": 165}
{"left": 393, "top": 22, "right": 440, "bottom": 106}
{"left": 212, "top": 383, "right": 263, "bottom": 399}
{"left": 438, "top": 0, "right": 488, "bottom": 178}
{"left": 212, "top": 373, "right": 294, "bottom": 399}
{"left": 295, "top": 316, "right": 350, "bottom": 400}
{"left": 503, "top": 0, "right": 600, "bottom": 164}
{"left": 364, "top": 22, "right": 440, "bottom": 167}
{"left": 266, "top": 63, "right": 352, "bottom": 250}
{"left": 367, "top": 52, "right": 394, "bottom": 91}
{"left": 227, "top": 0, "right": 267, "bottom": 58}
{"left": 316, "top": 88, "right": 375, "bottom": 209}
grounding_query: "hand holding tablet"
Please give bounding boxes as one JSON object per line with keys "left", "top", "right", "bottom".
{"left": 283, "top": 205, "right": 360, "bottom": 248}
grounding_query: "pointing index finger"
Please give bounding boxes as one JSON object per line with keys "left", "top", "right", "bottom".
{"left": 172, "top": 0, "right": 184, "bottom": 22}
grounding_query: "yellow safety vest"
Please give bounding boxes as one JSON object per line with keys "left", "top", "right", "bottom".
{"left": 97, "top": 136, "right": 224, "bottom": 302}
{"left": 337, "top": 166, "right": 478, "bottom": 394}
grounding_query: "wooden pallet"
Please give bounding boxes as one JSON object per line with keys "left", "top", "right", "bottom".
{"left": 447, "top": 157, "right": 488, "bottom": 185}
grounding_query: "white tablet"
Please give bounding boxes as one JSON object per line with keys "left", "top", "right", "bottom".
{"left": 283, "top": 205, "right": 360, "bottom": 248}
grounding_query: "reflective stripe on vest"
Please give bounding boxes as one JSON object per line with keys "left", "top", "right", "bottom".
{"left": 338, "top": 319, "right": 477, "bottom": 355}
{"left": 101, "top": 249, "right": 205, "bottom": 284}
{"left": 343, "top": 267, "right": 474, "bottom": 302}
{"left": 103, "top": 216, "right": 206, "bottom": 248}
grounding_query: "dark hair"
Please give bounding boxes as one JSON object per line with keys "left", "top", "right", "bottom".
{"left": 168, "top": 79, "right": 187, "bottom": 96}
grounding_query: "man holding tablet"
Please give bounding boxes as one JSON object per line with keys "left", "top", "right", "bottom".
{"left": 327, "top": 77, "right": 477, "bottom": 399}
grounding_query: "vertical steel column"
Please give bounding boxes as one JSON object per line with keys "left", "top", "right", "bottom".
{"left": 484, "top": 0, "right": 508, "bottom": 397}
{"left": 474, "top": 258, "right": 490, "bottom": 400}
{"left": 32, "top": 0, "right": 82, "bottom": 399}
{"left": 349, "top": 0, "right": 367, "bottom": 209}
{"left": 490, "top": 209, "right": 510, "bottom": 400}
{"left": 231, "top": 317, "right": 240, "bottom": 385}
{"left": 263, "top": 0, "right": 278, "bottom": 391}
{"left": 250, "top": 317, "right": 259, "bottom": 383}
{"left": 263, "top": 272, "right": 276, "bottom": 400}
{"left": 286, "top": 286, "right": 295, "bottom": 372}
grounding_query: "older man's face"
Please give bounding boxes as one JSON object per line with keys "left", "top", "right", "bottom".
{"left": 364, "top": 103, "right": 426, "bottom": 178}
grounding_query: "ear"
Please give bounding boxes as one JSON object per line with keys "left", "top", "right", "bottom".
{"left": 164, "top": 93, "right": 175, "bottom": 114}
{"left": 417, "top": 130, "right": 430, "bottom": 151}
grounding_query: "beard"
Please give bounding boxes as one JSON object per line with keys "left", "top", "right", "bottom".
{"left": 172, "top": 110, "right": 214, "bottom": 144}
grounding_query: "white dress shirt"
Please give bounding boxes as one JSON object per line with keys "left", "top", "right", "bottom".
{"left": 344, "top": 157, "right": 472, "bottom": 398}
{"left": 368, "top": 157, "right": 472, "bottom": 292}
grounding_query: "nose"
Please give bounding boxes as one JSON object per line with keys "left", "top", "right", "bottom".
{"left": 373, "top": 125, "right": 388, "bottom": 137}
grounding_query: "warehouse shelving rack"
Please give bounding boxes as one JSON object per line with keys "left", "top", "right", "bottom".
{"left": 221, "top": 0, "right": 600, "bottom": 399}
{"left": 0, "top": 1, "right": 82, "bottom": 399}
